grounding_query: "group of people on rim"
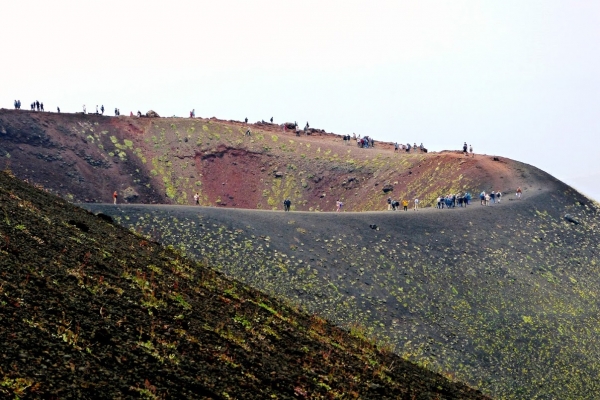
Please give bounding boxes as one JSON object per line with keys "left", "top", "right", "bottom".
{"left": 479, "top": 190, "right": 502, "bottom": 205}
{"left": 387, "top": 197, "right": 412, "bottom": 211}
{"left": 23, "top": 100, "right": 44, "bottom": 112}
{"left": 463, "top": 142, "right": 474, "bottom": 157}
{"left": 355, "top": 134, "right": 374, "bottom": 148}
{"left": 436, "top": 193, "right": 472, "bottom": 208}
{"left": 395, "top": 142, "right": 427, "bottom": 153}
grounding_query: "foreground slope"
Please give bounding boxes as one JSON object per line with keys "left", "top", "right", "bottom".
{"left": 85, "top": 177, "right": 600, "bottom": 399}
{"left": 1, "top": 108, "right": 532, "bottom": 210}
{"left": 0, "top": 171, "right": 487, "bottom": 399}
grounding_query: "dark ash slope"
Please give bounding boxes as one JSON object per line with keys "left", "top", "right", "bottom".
{"left": 0, "top": 171, "right": 488, "bottom": 399}
{"left": 84, "top": 179, "right": 600, "bottom": 399}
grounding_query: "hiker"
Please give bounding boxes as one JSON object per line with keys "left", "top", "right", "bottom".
{"left": 193, "top": 193, "right": 200, "bottom": 205}
{"left": 394, "top": 142, "right": 398, "bottom": 152}
{"left": 469, "top": 145, "right": 473, "bottom": 157}
{"left": 490, "top": 191, "right": 496, "bottom": 204}
{"left": 283, "top": 198, "right": 291, "bottom": 211}
{"left": 485, "top": 193, "right": 490, "bottom": 206}
{"left": 413, "top": 198, "right": 419, "bottom": 211}
{"left": 245, "top": 117, "right": 248, "bottom": 123}
{"left": 40, "top": 102, "right": 44, "bottom": 112}
{"left": 14, "top": 100, "right": 17, "bottom": 109}
{"left": 463, "top": 142, "right": 468, "bottom": 155}
{"left": 137, "top": 110, "right": 142, "bottom": 117}
{"left": 497, "top": 191, "right": 502, "bottom": 203}
{"left": 516, "top": 187, "right": 522, "bottom": 199}
{"left": 57, "top": 107, "right": 60, "bottom": 113}
{"left": 36, "top": 101, "right": 40, "bottom": 111}
{"left": 392, "top": 200, "right": 400, "bottom": 211}
{"left": 83, "top": 104, "right": 86, "bottom": 114}
{"left": 336, "top": 200, "right": 343, "bottom": 212}
{"left": 96, "top": 105, "right": 99, "bottom": 114}
{"left": 465, "top": 192, "right": 472, "bottom": 205}
{"left": 447, "top": 195, "right": 452, "bottom": 208}
{"left": 245, "top": 128, "right": 251, "bottom": 136}
{"left": 436, "top": 196, "right": 442, "bottom": 209}
{"left": 480, "top": 191, "right": 485, "bottom": 205}
{"left": 113, "top": 191, "right": 118, "bottom": 205}
{"left": 402, "top": 199, "right": 409, "bottom": 211}
{"left": 100, "top": 105, "right": 104, "bottom": 115}
{"left": 270, "top": 117, "right": 273, "bottom": 123}
{"left": 115, "top": 108, "right": 118, "bottom": 116}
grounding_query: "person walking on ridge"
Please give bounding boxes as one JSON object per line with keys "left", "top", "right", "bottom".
{"left": 113, "top": 191, "right": 118, "bottom": 205}
{"left": 402, "top": 199, "right": 409, "bottom": 211}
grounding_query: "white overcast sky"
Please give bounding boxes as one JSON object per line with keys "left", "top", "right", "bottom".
{"left": 3, "top": 1, "right": 599, "bottom": 200}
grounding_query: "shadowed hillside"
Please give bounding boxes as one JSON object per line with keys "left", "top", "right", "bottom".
{"left": 84, "top": 179, "right": 600, "bottom": 399}
{"left": 0, "top": 108, "right": 537, "bottom": 210}
{"left": 0, "top": 170, "right": 489, "bottom": 399}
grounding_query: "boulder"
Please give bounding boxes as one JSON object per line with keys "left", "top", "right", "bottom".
{"left": 122, "top": 187, "right": 139, "bottom": 202}
{"left": 382, "top": 184, "right": 394, "bottom": 193}
{"left": 146, "top": 110, "right": 160, "bottom": 118}
{"left": 564, "top": 214, "right": 580, "bottom": 225}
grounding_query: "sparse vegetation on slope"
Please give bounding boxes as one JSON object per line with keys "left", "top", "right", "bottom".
{"left": 85, "top": 183, "right": 600, "bottom": 399}
{"left": 0, "top": 170, "right": 488, "bottom": 399}
{"left": 0, "top": 109, "right": 518, "bottom": 211}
